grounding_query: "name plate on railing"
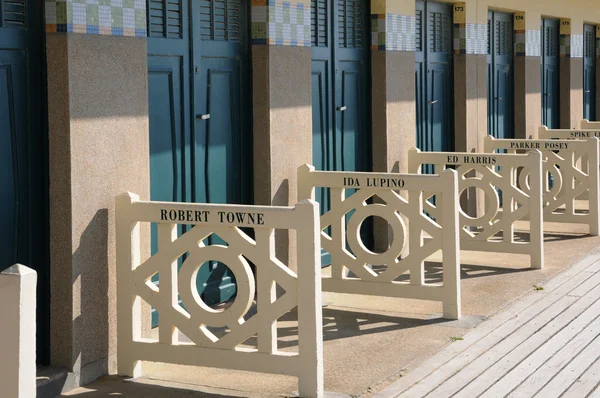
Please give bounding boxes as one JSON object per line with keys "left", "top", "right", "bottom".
{"left": 539, "top": 126, "right": 600, "bottom": 139}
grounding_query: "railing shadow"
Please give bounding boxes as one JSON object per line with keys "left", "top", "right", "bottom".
{"left": 60, "top": 375, "right": 232, "bottom": 397}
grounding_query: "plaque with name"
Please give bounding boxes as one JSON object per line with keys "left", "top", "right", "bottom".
{"left": 159, "top": 208, "right": 265, "bottom": 225}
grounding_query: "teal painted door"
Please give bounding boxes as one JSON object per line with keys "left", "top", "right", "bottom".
{"left": 0, "top": 0, "right": 50, "bottom": 365}
{"left": 311, "top": 0, "right": 371, "bottom": 265}
{"left": 147, "top": 0, "right": 251, "bottom": 312}
{"left": 416, "top": 0, "right": 454, "bottom": 153}
{"left": 542, "top": 18, "right": 560, "bottom": 129}
{"left": 584, "top": 24, "right": 596, "bottom": 121}
{"left": 487, "top": 11, "right": 514, "bottom": 139}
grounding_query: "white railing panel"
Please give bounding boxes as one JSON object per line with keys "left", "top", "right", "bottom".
{"left": 297, "top": 165, "right": 461, "bottom": 320}
{"left": 484, "top": 136, "right": 600, "bottom": 236}
{"left": 538, "top": 125, "right": 600, "bottom": 139}
{"left": 116, "top": 193, "right": 324, "bottom": 398}
{"left": 581, "top": 119, "right": 600, "bottom": 129}
{"left": 408, "top": 149, "right": 544, "bottom": 269}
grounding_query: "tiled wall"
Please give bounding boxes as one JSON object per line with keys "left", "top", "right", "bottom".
{"left": 561, "top": 33, "right": 584, "bottom": 58}
{"left": 453, "top": 23, "right": 487, "bottom": 55}
{"left": 45, "top": 0, "right": 147, "bottom": 37}
{"left": 371, "top": 14, "right": 416, "bottom": 51}
{"left": 251, "top": 0, "right": 311, "bottom": 46}
{"left": 516, "top": 29, "right": 541, "bottom": 57}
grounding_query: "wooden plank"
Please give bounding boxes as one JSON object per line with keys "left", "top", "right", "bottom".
{"left": 583, "top": 380, "right": 600, "bottom": 398}
{"left": 428, "top": 282, "right": 600, "bottom": 398}
{"left": 536, "top": 335, "right": 600, "bottom": 397}
{"left": 547, "top": 352, "right": 600, "bottom": 398}
{"left": 373, "top": 254, "right": 600, "bottom": 398}
{"left": 479, "top": 294, "right": 600, "bottom": 397}
{"left": 508, "top": 312, "right": 600, "bottom": 397}
{"left": 400, "top": 295, "right": 579, "bottom": 398}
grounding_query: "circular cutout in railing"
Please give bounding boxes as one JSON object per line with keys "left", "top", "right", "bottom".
{"left": 179, "top": 246, "right": 255, "bottom": 328}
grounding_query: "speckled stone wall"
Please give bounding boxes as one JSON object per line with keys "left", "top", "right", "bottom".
{"left": 46, "top": 33, "right": 150, "bottom": 389}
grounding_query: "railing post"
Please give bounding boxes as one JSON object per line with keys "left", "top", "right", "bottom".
{"left": 589, "top": 137, "right": 600, "bottom": 236}
{"left": 529, "top": 150, "right": 545, "bottom": 269}
{"left": 0, "top": 264, "right": 37, "bottom": 398}
{"left": 116, "top": 192, "right": 143, "bottom": 378}
{"left": 440, "top": 169, "right": 461, "bottom": 320}
{"left": 296, "top": 199, "right": 324, "bottom": 398}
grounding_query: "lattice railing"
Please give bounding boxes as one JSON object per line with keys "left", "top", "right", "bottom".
{"left": 115, "top": 193, "right": 324, "bottom": 397}
{"left": 408, "top": 149, "right": 544, "bottom": 269}
{"left": 297, "top": 165, "right": 461, "bottom": 320}
{"left": 484, "top": 135, "right": 600, "bottom": 236}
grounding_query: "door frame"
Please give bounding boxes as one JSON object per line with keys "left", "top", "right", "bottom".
{"left": 584, "top": 23, "right": 597, "bottom": 121}
{"left": 487, "top": 10, "right": 515, "bottom": 139}
{"left": 415, "top": 0, "right": 455, "bottom": 153}
{"left": 0, "top": 0, "right": 51, "bottom": 365}
{"left": 541, "top": 17, "right": 560, "bottom": 129}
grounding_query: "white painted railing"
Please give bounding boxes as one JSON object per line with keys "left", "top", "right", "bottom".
{"left": 116, "top": 193, "right": 324, "bottom": 397}
{"left": 484, "top": 136, "right": 600, "bottom": 235}
{"left": 581, "top": 119, "right": 600, "bottom": 129}
{"left": 408, "top": 149, "right": 544, "bottom": 269}
{"left": 538, "top": 125, "right": 600, "bottom": 139}
{"left": 297, "top": 165, "right": 461, "bottom": 320}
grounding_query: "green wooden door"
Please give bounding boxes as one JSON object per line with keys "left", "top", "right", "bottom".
{"left": 311, "top": 0, "right": 371, "bottom": 265}
{"left": 416, "top": 0, "right": 454, "bottom": 154}
{"left": 487, "top": 11, "right": 514, "bottom": 139}
{"left": 542, "top": 18, "right": 560, "bottom": 129}
{"left": 584, "top": 24, "right": 596, "bottom": 121}
{"left": 0, "top": 0, "right": 50, "bottom": 365}
{"left": 147, "top": 0, "right": 251, "bottom": 316}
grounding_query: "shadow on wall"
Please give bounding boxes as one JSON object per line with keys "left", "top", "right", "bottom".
{"left": 72, "top": 209, "right": 110, "bottom": 379}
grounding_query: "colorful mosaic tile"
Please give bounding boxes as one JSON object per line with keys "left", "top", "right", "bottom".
{"left": 251, "top": 0, "right": 311, "bottom": 47}
{"left": 453, "top": 23, "right": 487, "bottom": 55}
{"left": 45, "top": 0, "right": 147, "bottom": 37}
{"left": 371, "top": 13, "right": 416, "bottom": 52}
{"left": 516, "top": 29, "right": 541, "bottom": 57}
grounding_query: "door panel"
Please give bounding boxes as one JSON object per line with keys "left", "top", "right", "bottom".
{"left": 416, "top": 0, "right": 453, "bottom": 153}
{"left": 494, "top": 65, "right": 512, "bottom": 137}
{"left": 311, "top": 0, "right": 371, "bottom": 265}
{"left": 429, "top": 65, "right": 451, "bottom": 152}
{"left": 542, "top": 18, "right": 560, "bottom": 129}
{"left": 488, "top": 11, "right": 514, "bottom": 139}
{"left": 0, "top": 51, "right": 26, "bottom": 270}
{"left": 0, "top": 1, "right": 49, "bottom": 365}
{"left": 311, "top": 60, "right": 331, "bottom": 216}
{"left": 338, "top": 61, "right": 368, "bottom": 172}
{"left": 148, "top": 56, "right": 185, "bottom": 207}
{"left": 584, "top": 24, "right": 596, "bottom": 121}
{"left": 147, "top": 0, "right": 251, "bottom": 309}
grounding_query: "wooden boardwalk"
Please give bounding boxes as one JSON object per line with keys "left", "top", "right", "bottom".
{"left": 374, "top": 251, "right": 600, "bottom": 398}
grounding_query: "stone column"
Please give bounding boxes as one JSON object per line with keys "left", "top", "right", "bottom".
{"left": 514, "top": 11, "right": 542, "bottom": 139}
{"left": 251, "top": 0, "right": 313, "bottom": 270}
{"left": 560, "top": 19, "right": 584, "bottom": 129}
{"left": 371, "top": 0, "right": 416, "bottom": 175}
{"left": 453, "top": 2, "right": 487, "bottom": 153}
{"left": 45, "top": 0, "right": 150, "bottom": 389}
{"left": 371, "top": 0, "right": 417, "bottom": 251}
